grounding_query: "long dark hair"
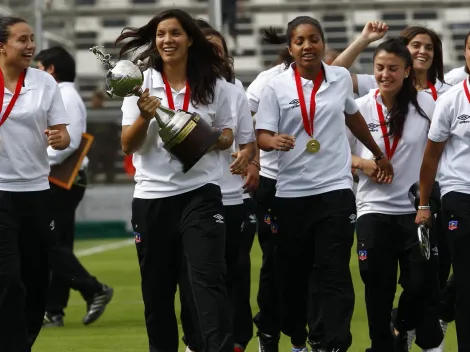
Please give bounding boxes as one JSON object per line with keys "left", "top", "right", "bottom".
{"left": 199, "top": 27, "right": 235, "bottom": 83}
{"left": 465, "top": 31, "right": 470, "bottom": 75}
{"left": 373, "top": 38, "right": 429, "bottom": 138}
{"left": 0, "top": 16, "right": 27, "bottom": 43}
{"left": 114, "top": 9, "right": 224, "bottom": 106}
{"left": 263, "top": 27, "right": 292, "bottom": 69}
{"left": 400, "top": 26, "right": 444, "bottom": 84}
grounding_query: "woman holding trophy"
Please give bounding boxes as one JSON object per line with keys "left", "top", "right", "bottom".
{"left": 115, "top": 8, "right": 235, "bottom": 352}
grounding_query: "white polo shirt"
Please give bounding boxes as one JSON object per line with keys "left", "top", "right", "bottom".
{"left": 234, "top": 78, "right": 244, "bottom": 92}
{"left": 428, "top": 79, "right": 470, "bottom": 197}
{"left": 246, "top": 64, "right": 286, "bottom": 180}
{"left": 121, "top": 68, "right": 233, "bottom": 199}
{"left": 219, "top": 81, "right": 255, "bottom": 206}
{"left": 256, "top": 62, "right": 358, "bottom": 198}
{"left": 444, "top": 66, "right": 468, "bottom": 86}
{"left": 356, "top": 74, "right": 451, "bottom": 99}
{"left": 349, "top": 90, "right": 435, "bottom": 218}
{"left": 48, "top": 82, "right": 88, "bottom": 170}
{"left": 0, "top": 68, "right": 69, "bottom": 192}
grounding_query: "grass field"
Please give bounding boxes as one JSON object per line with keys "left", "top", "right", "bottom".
{"left": 34, "top": 238, "right": 457, "bottom": 352}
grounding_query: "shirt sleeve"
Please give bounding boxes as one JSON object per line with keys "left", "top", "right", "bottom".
{"left": 255, "top": 84, "right": 279, "bottom": 133}
{"left": 356, "top": 74, "right": 378, "bottom": 98}
{"left": 48, "top": 91, "right": 85, "bottom": 165}
{"left": 121, "top": 95, "right": 140, "bottom": 126}
{"left": 213, "top": 80, "right": 234, "bottom": 130}
{"left": 428, "top": 97, "right": 451, "bottom": 142}
{"left": 235, "top": 92, "right": 255, "bottom": 145}
{"left": 344, "top": 72, "right": 360, "bottom": 115}
{"left": 444, "top": 66, "right": 468, "bottom": 86}
{"left": 346, "top": 125, "right": 358, "bottom": 154}
{"left": 246, "top": 73, "right": 270, "bottom": 113}
{"left": 47, "top": 81, "right": 70, "bottom": 127}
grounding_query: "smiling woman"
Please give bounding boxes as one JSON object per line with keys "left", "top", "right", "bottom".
{"left": 113, "top": 9, "right": 236, "bottom": 352}
{"left": 0, "top": 15, "right": 70, "bottom": 351}
{"left": 254, "top": 15, "right": 392, "bottom": 352}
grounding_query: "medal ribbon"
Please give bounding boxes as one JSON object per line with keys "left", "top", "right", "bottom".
{"left": 0, "top": 69, "right": 26, "bottom": 128}
{"left": 374, "top": 89, "right": 400, "bottom": 160}
{"left": 294, "top": 65, "right": 324, "bottom": 137}
{"left": 463, "top": 79, "right": 470, "bottom": 103}
{"left": 162, "top": 74, "right": 190, "bottom": 111}
{"left": 427, "top": 81, "right": 437, "bottom": 101}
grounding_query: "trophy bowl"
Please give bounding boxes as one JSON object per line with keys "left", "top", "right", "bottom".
{"left": 90, "top": 46, "right": 221, "bottom": 173}
{"left": 105, "top": 60, "right": 144, "bottom": 98}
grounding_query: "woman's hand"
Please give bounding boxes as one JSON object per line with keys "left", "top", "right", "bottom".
{"left": 270, "top": 134, "right": 295, "bottom": 151}
{"left": 137, "top": 88, "right": 161, "bottom": 120}
{"left": 415, "top": 209, "right": 432, "bottom": 226}
{"left": 230, "top": 150, "right": 250, "bottom": 175}
{"left": 360, "top": 21, "right": 388, "bottom": 44}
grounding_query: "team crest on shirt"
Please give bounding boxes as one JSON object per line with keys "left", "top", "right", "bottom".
{"left": 448, "top": 220, "right": 458, "bottom": 231}
{"left": 358, "top": 250, "right": 368, "bottom": 261}
{"left": 367, "top": 123, "right": 380, "bottom": 132}
{"left": 289, "top": 99, "right": 300, "bottom": 109}
{"left": 134, "top": 231, "right": 141, "bottom": 243}
{"left": 457, "top": 114, "right": 470, "bottom": 124}
{"left": 264, "top": 214, "right": 271, "bottom": 225}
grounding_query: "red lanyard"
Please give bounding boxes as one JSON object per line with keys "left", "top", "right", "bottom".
{"left": 464, "top": 79, "right": 470, "bottom": 103}
{"left": 375, "top": 89, "right": 400, "bottom": 160}
{"left": 162, "top": 74, "right": 190, "bottom": 111}
{"left": 427, "top": 81, "right": 437, "bottom": 101}
{"left": 0, "top": 69, "right": 26, "bottom": 128}
{"left": 294, "top": 66, "right": 324, "bottom": 137}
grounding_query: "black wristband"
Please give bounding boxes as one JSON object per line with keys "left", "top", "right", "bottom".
{"left": 373, "top": 154, "right": 384, "bottom": 162}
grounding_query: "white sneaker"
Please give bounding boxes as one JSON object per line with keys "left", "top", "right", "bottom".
{"left": 407, "top": 329, "right": 416, "bottom": 351}
{"left": 185, "top": 348, "right": 195, "bottom": 352}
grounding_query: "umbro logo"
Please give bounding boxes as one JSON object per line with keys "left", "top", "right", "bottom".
{"left": 368, "top": 123, "right": 380, "bottom": 132}
{"left": 289, "top": 99, "right": 300, "bottom": 109}
{"left": 214, "top": 214, "right": 224, "bottom": 224}
{"left": 458, "top": 114, "right": 470, "bottom": 124}
{"left": 349, "top": 214, "right": 357, "bottom": 224}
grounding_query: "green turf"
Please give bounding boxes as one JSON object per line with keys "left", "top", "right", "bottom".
{"left": 34, "top": 238, "right": 457, "bottom": 351}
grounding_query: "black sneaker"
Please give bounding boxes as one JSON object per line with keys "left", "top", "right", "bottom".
{"left": 43, "top": 313, "right": 64, "bottom": 327}
{"left": 83, "top": 284, "right": 114, "bottom": 325}
{"left": 257, "top": 332, "right": 279, "bottom": 352}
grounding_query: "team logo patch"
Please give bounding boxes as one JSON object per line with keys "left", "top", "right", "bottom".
{"left": 358, "top": 250, "right": 368, "bottom": 261}
{"left": 134, "top": 231, "right": 141, "bottom": 243}
{"left": 448, "top": 220, "right": 458, "bottom": 231}
{"left": 264, "top": 214, "right": 271, "bottom": 225}
{"left": 271, "top": 222, "right": 278, "bottom": 234}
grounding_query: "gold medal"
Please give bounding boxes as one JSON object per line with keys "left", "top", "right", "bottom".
{"left": 306, "top": 139, "right": 320, "bottom": 153}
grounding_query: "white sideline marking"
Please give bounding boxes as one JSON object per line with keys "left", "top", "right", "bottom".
{"left": 75, "top": 239, "right": 134, "bottom": 257}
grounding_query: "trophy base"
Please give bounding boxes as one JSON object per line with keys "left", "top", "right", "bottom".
{"left": 164, "top": 113, "right": 222, "bottom": 173}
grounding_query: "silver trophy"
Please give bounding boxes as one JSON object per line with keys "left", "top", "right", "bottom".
{"left": 89, "top": 46, "right": 221, "bottom": 173}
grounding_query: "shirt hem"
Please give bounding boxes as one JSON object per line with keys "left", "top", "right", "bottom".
{"left": 275, "top": 184, "right": 351, "bottom": 198}
{"left": 133, "top": 181, "right": 218, "bottom": 199}
{"left": 0, "top": 182, "right": 50, "bottom": 192}
{"left": 357, "top": 209, "right": 416, "bottom": 218}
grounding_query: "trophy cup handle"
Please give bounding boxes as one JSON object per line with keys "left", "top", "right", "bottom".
{"left": 106, "top": 88, "right": 114, "bottom": 98}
